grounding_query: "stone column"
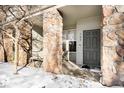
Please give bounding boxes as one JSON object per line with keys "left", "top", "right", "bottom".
{"left": 101, "top": 5, "right": 124, "bottom": 86}
{"left": 42, "top": 9, "right": 63, "bottom": 74}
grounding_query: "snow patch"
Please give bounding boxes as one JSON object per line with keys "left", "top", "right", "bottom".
{"left": 0, "top": 63, "right": 121, "bottom": 88}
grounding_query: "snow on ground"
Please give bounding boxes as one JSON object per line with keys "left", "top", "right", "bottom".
{"left": 0, "top": 62, "right": 121, "bottom": 88}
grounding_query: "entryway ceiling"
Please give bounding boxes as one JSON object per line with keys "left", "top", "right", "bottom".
{"left": 58, "top": 5, "right": 102, "bottom": 29}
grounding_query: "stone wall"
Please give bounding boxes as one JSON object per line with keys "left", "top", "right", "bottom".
{"left": 1, "top": 20, "right": 32, "bottom": 66}
{"left": 17, "top": 20, "right": 32, "bottom": 66}
{"left": 0, "top": 8, "right": 7, "bottom": 62}
{"left": 3, "top": 24, "right": 14, "bottom": 63}
{"left": 0, "top": 46, "right": 4, "bottom": 62}
{"left": 101, "top": 5, "right": 124, "bottom": 86}
{"left": 0, "top": 31, "right": 4, "bottom": 62}
{"left": 31, "top": 29, "right": 43, "bottom": 67}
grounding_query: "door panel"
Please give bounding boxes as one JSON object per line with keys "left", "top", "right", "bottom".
{"left": 83, "top": 29, "right": 100, "bottom": 68}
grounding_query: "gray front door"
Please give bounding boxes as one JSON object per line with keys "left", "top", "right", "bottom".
{"left": 83, "top": 29, "right": 100, "bottom": 68}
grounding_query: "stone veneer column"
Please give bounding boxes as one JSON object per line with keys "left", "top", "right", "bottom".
{"left": 101, "top": 5, "right": 124, "bottom": 86}
{"left": 42, "top": 9, "right": 63, "bottom": 74}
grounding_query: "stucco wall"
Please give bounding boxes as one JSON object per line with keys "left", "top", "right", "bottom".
{"left": 76, "top": 16, "right": 101, "bottom": 66}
